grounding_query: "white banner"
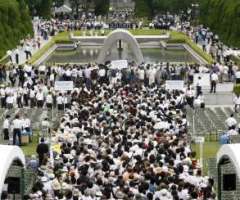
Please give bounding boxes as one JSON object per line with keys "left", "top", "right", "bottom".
{"left": 165, "top": 80, "right": 185, "bottom": 91}
{"left": 110, "top": 60, "right": 128, "bottom": 70}
{"left": 54, "top": 81, "right": 74, "bottom": 91}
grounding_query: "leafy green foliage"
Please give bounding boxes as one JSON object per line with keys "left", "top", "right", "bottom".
{"left": 0, "top": 0, "right": 33, "bottom": 59}
{"left": 39, "top": 0, "right": 52, "bottom": 19}
{"left": 94, "top": 0, "right": 109, "bottom": 15}
{"left": 27, "top": 0, "right": 52, "bottom": 18}
{"left": 200, "top": 0, "right": 240, "bottom": 48}
{"left": 135, "top": 0, "right": 152, "bottom": 17}
{"left": 135, "top": 0, "right": 194, "bottom": 17}
{"left": 233, "top": 84, "right": 240, "bottom": 95}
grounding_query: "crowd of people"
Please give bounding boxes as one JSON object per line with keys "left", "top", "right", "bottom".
{"left": 1, "top": 8, "right": 240, "bottom": 199}
{"left": 24, "top": 76, "right": 216, "bottom": 200}
{"left": 0, "top": 60, "right": 221, "bottom": 199}
{"left": 0, "top": 60, "right": 238, "bottom": 111}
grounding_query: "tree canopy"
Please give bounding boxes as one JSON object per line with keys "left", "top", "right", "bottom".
{"left": 135, "top": 0, "right": 194, "bottom": 17}
{"left": 200, "top": 0, "right": 240, "bottom": 48}
{"left": 27, "top": 0, "right": 52, "bottom": 19}
{"left": 0, "top": 0, "right": 33, "bottom": 58}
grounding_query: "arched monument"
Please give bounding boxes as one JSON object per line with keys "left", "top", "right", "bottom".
{"left": 0, "top": 145, "right": 25, "bottom": 196}
{"left": 217, "top": 144, "right": 240, "bottom": 200}
{"left": 97, "top": 29, "right": 144, "bottom": 65}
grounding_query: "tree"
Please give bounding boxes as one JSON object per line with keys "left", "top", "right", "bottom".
{"left": 27, "top": 0, "right": 42, "bottom": 16}
{"left": 0, "top": 0, "right": 33, "bottom": 58}
{"left": 94, "top": 0, "right": 109, "bottom": 15}
{"left": 200, "top": 0, "right": 240, "bottom": 48}
{"left": 70, "top": 0, "right": 81, "bottom": 16}
{"left": 135, "top": 0, "right": 152, "bottom": 17}
{"left": 39, "top": 0, "right": 53, "bottom": 19}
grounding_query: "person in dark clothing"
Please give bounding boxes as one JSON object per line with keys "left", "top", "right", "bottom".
{"left": 36, "top": 138, "right": 49, "bottom": 166}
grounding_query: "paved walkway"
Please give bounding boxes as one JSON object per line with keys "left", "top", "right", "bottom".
{"left": 202, "top": 83, "right": 234, "bottom": 106}
{"left": 9, "top": 21, "right": 51, "bottom": 65}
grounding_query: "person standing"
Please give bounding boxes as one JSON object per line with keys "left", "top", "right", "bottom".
{"left": 6, "top": 94, "right": 14, "bottom": 109}
{"left": 36, "top": 89, "right": 44, "bottom": 108}
{"left": 234, "top": 94, "right": 240, "bottom": 113}
{"left": 36, "top": 138, "right": 49, "bottom": 166}
{"left": 225, "top": 114, "right": 237, "bottom": 130}
{"left": 196, "top": 76, "right": 202, "bottom": 98}
{"left": 56, "top": 93, "right": 64, "bottom": 110}
{"left": 25, "top": 43, "right": 32, "bottom": 60}
{"left": 12, "top": 114, "right": 23, "bottom": 146}
{"left": 6, "top": 50, "right": 13, "bottom": 63}
{"left": 46, "top": 92, "right": 53, "bottom": 109}
{"left": 3, "top": 115, "right": 10, "bottom": 140}
{"left": 0, "top": 86, "right": 6, "bottom": 108}
{"left": 14, "top": 49, "right": 20, "bottom": 65}
{"left": 16, "top": 88, "right": 23, "bottom": 108}
{"left": 210, "top": 71, "right": 218, "bottom": 93}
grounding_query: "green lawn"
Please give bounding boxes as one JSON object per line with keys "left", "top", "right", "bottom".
{"left": 169, "top": 31, "right": 214, "bottom": 63}
{"left": 64, "top": 29, "right": 167, "bottom": 37}
{"left": 191, "top": 141, "right": 220, "bottom": 175}
{"left": 21, "top": 134, "right": 39, "bottom": 157}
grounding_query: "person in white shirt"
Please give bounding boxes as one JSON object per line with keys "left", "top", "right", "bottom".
{"left": 3, "top": 115, "right": 10, "bottom": 140}
{"left": 98, "top": 67, "right": 106, "bottom": 83}
{"left": 49, "top": 73, "right": 55, "bottom": 87}
{"left": 29, "top": 88, "right": 36, "bottom": 108}
{"left": 210, "top": 72, "right": 218, "bottom": 93}
{"left": 186, "top": 86, "right": 194, "bottom": 108}
{"left": 138, "top": 67, "right": 145, "bottom": 84}
{"left": 65, "top": 68, "right": 72, "bottom": 81}
{"left": 24, "top": 44, "right": 32, "bottom": 60}
{"left": 23, "top": 115, "right": 31, "bottom": 133}
{"left": 41, "top": 118, "right": 50, "bottom": 138}
{"left": 56, "top": 93, "right": 64, "bottom": 110}
{"left": 0, "top": 87, "right": 6, "bottom": 108}
{"left": 225, "top": 114, "right": 237, "bottom": 129}
{"left": 6, "top": 94, "right": 14, "bottom": 109}
{"left": 234, "top": 94, "right": 240, "bottom": 112}
{"left": 46, "top": 92, "right": 53, "bottom": 109}
{"left": 36, "top": 90, "right": 44, "bottom": 108}
{"left": 12, "top": 114, "right": 23, "bottom": 146}
{"left": 194, "top": 91, "right": 205, "bottom": 109}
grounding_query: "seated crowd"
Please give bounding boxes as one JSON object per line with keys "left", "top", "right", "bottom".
{"left": 17, "top": 65, "right": 216, "bottom": 199}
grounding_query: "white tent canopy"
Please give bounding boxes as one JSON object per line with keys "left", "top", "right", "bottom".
{"left": 0, "top": 145, "right": 25, "bottom": 196}
{"left": 217, "top": 144, "right": 240, "bottom": 180}
{"left": 55, "top": 5, "right": 72, "bottom": 14}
